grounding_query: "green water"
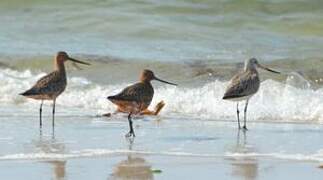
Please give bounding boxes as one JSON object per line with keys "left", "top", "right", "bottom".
{"left": 0, "top": 0, "right": 323, "bottom": 62}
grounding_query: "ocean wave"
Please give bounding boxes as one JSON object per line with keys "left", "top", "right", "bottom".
{"left": 1, "top": 68, "right": 323, "bottom": 122}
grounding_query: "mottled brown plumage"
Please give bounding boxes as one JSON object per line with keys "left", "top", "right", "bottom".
{"left": 223, "top": 58, "right": 280, "bottom": 130}
{"left": 22, "top": 70, "right": 67, "bottom": 100}
{"left": 20, "top": 51, "right": 90, "bottom": 128}
{"left": 109, "top": 82, "right": 154, "bottom": 114}
{"left": 108, "top": 69, "right": 177, "bottom": 138}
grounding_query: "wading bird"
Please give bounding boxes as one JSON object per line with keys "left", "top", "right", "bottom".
{"left": 20, "top": 51, "right": 90, "bottom": 128}
{"left": 223, "top": 58, "right": 280, "bottom": 130}
{"left": 107, "top": 69, "right": 177, "bottom": 138}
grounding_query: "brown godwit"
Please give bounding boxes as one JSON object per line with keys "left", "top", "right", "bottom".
{"left": 223, "top": 58, "right": 280, "bottom": 130}
{"left": 107, "top": 69, "right": 177, "bottom": 138}
{"left": 20, "top": 51, "right": 90, "bottom": 128}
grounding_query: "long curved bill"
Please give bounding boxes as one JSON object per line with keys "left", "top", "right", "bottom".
{"left": 154, "top": 77, "right": 177, "bottom": 86}
{"left": 68, "top": 57, "right": 91, "bottom": 65}
{"left": 258, "top": 64, "right": 280, "bottom": 74}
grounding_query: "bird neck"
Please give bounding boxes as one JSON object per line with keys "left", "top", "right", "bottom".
{"left": 55, "top": 59, "right": 66, "bottom": 74}
{"left": 140, "top": 79, "right": 152, "bottom": 84}
{"left": 245, "top": 67, "right": 258, "bottom": 74}
{"left": 244, "top": 63, "right": 257, "bottom": 73}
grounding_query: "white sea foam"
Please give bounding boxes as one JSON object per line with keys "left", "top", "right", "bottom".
{"left": 1, "top": 148, "right": 323, "bottom": 163}
{"left": 1, "top": 68, "right": 323, "bottom": 122}
{"left": 226, "top": 152, "right": 323, "bottom": 162}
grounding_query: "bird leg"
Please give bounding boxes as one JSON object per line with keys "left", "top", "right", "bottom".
{"left": 243, "top": 100, "right": 249, "bottom": 131}
{"left": 140, "top": 100, "right": 165, "bottom": 115}
{"left": 52, "top": 99, "right": 56, "bottom": 128}
{"left": 125, "top": 113, "right": 135, "bottom": 138}
{"left": 236, "top": 102, "right": 241, "bottom": 129}
{"left": 108, "top": 102, "right": 164, "bottom": 116}
{"left": 102, "top": 110, "right": 119, "bottom": 117}
{"left": 40, "top": 100, "right": 44, "bottom": 128}
{"left": 153, "top": 100, "right": 165, "bottom": 115}
{"left": 139, "top": 109, "right": 155, "bottom": 115}
{"left": 102, "top": 113, "right": 112, "bottom": 117}
{"left": 102, "top": 105, "right": 134, "bottom": 117}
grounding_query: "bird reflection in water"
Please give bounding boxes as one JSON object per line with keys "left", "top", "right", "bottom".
{"left": 227, "top": 131, "right": 258, "bottom": 180}
{"left": 32, "top": 132, "right": 67, "bottom": 180}
{"left": 110, "top": 141, "right": 154, "bottom": 180}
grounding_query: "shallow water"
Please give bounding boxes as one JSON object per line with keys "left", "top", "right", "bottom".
{"left": 0, "top": 114, "right": 323, "bottom": 179}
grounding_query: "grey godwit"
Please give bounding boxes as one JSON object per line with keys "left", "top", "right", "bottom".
{"left": 107, "top": 69, "right": 177, "bottom": 138}
{"left": 20, "top": 51, "right": 90, "bottom": 128}
{"left": 223, "top": 58, "right": 280, "bottom": 130}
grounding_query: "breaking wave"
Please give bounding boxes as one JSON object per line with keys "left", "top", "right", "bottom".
{"left": 1, "top": 68, "right": 323, "bottom": 122}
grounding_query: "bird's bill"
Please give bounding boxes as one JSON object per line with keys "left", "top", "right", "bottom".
{"left": 258, "top": 64, "right": 280, "bottom": 74}
{"left": 154, "top": 77, "right": 177, "bottom": 86}
{"left": 68, "top": 57, "right": 91, "bottom": 65}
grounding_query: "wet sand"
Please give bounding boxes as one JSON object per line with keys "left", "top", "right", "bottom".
{"left": 1, "top": 154, "right": 323, "bottom": 180}
{"left": 0, "top": 108, "right": 323, "bottom": 179}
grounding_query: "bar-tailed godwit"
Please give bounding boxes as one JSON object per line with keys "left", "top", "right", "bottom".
{"left": 107, "top": 69, "right": 177, "bottom": 138}
{"left": 20, "top": 51, "right": 90, "bottom": 128}
{"left": 223, "top": 58, "right": 280, "bottom": 130}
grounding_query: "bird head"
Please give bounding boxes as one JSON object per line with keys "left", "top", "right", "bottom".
{"left": 245, "top": 58, "right": 280, "bottom": 74}
{"left": 55, "top": 51, "right": 90, "bottom": 66}
{"left": 140, "top": 69, "right": 177, "bottom": 85}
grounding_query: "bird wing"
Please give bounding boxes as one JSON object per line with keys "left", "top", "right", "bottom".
{"left": 23, "top": 71, "right": 66, "bottom": 96}
{"left": 223, "top": 71, "right": 260, "bottom": 99}
{"left": 109, "top": 82, "right": 153, "bottom": 103}
{"left": 34, "top": 71, "right": 60, "bottom": 88}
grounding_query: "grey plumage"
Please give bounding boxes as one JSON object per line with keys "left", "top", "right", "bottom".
{"left": 223, "top": 70, "right": 260, "bottom": 100}
{"left": 223, "top": 58, "right": 280, "bottom": 130}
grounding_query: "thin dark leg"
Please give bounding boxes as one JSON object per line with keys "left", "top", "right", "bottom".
{"left": 39, "top": 100, "right": 43, "bottom": 128}
{"left": 125, "top": 113, "right": 135, "bottom": 138}
{"left": 243, "top": 100, "right": 249, "bottom": 130}
{"left": 236, "top": 102, "right": 241, "bottom": 129}
{"left": 52, "top": 99, "right": 56, "bottom": 128}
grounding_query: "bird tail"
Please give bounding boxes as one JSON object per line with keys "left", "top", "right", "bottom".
{"left": 223, "top": 93, "right": 243, "bottom": 100}
{"left": 222, "top": 95, "right": 230, "bottom": 100}
{"left": 20, "top": 89, "right": 37, "bottom": 96}
{"left": 107, "top": 96, "right": 116, "bottom": 101}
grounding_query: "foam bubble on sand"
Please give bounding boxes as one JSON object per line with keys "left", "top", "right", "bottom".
{"left": 2, "top": 68, "right": 323, "bottom": 122}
